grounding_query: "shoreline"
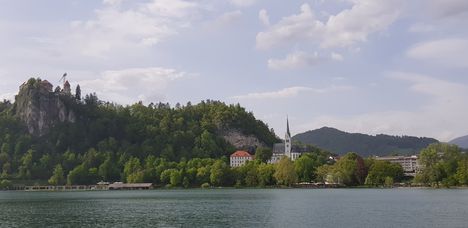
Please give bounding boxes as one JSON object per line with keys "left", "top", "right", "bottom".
{"left": 2, "top": 185, "right": 468, "bottom": 192}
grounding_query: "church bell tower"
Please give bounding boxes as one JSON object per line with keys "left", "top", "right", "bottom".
{"left": 285, "top": 117, "right": 292, "bottom": 158}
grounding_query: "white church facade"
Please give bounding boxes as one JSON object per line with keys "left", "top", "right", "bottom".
{"left": 269, "top": 118, "right": 303, "bottom": 164}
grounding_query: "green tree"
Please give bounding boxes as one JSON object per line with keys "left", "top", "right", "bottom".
{"left": 1, "top": 162, "right": 11, "bottom": 178}
{"left": 0, "top": 179, "right": 12, "bottom": 190}
{"left": 274, "top": 156, "right": 297, "bottom": 186}
{"left": 160, "top": 169, "right": 178, "bottom": 185}
{"left": 331, "top": 152, "right": 367, "bottom": 186}
{"left": 456, "top": 156, "right": 468, "bottom": 185}
{"left": 196, "top": 166, "right": 210, "bottom": 184}
{"left": 294, "top": 154, "right": 316, "bottom": 182}
{"left": 123, "top": 157, "right": 142, "bottom": 182}
{"left": 258, "top": 163, "right": 276, "bottom": 186}
{"left": 48, "top": 164, "right": 65, "bottom": 185}
{"left": 98, "top": 158, "right": 120, "bottom": 182}
{"left": 170, "top": 170, "right": 182, "bottom": 187}
{"left": 384, "top": 176, "right": 394, "bottom": 188}
{"left": 67, "top": 164, "right": 89, "bottom": 185}
{"left": 243, "top": 161, "right": 259, "bottom": 187}
{"left": 75, "top": 84, "right": 81, "bottom": 101}
{"left": 365, "top": 160, "right": 404, "bottom": 186}
{"left": 127, "top": 170, "right": 144, "bottom": 183}
{"left": 18, "top": 149, "right": 34, "bottom": 179}
{"left": 415, "top": 143, "right": 461, "bottom": 187}
{"left": 0, "top": 152, "right": 9, "bottom": 169}
{"left": 315, "top": 164, "right": 332, "bottom": 183}
{"left": 255, "top": 147, "right": 272, "bottom": 163}
{"left": 210, "top": 160, "right": 228, "bottom": 186}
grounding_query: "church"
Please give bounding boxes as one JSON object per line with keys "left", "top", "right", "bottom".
{"left": 269, "top": 118, "right": 309, "bottom": 164}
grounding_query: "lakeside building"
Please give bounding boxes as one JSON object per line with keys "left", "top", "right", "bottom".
{"left": 107, "top": 182, "right": 153, "bottom": 190}
{"left": 269, "top": 118, "right": 306, "bottom": 163}
{"left": 374, "top": 155, "right": 420, "bottom": 176}
{"left": 230, "top": 150, "right": 254, "bottom": 167}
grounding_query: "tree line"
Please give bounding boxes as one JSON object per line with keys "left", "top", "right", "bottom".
{"left": 2, "top": 141, "right": 466, "bottom": 189}
{"left": 414, "top": 143, "right": 468, "bottom": 187}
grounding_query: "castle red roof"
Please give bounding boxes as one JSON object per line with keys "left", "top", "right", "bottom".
{"left": 230, "top": 151, "right": 253, "bottom": 158}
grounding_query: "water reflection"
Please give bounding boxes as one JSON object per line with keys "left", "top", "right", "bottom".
{"left": 0, "top": 189, "right": 467, "bottom": 227}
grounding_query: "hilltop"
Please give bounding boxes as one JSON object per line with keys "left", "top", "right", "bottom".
{"left": 449, "top": 135, "right": 468, "bottom": 149}
{"left": 293, "top": 127, "right": 438, "bottom": 157}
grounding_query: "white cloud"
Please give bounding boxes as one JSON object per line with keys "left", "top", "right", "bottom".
{"left": 268, "top": 51, "right": 322, "bottom": 70}
{"left": 322, "top": 0, "right": 402, "bottom": 48}
{"left": 331, "top": 52, "right": 344, "bottom": 61}
{"left": 300, "top": 73, "right": 468, "bottom": 141}
{"left": 256, "top": 4, "right": 324, "bottom": 50}
{"left": 268, "top": 51, "right": 343, "bottom": 70}
{"left": 230, "top": 0, "right": 257, "bottom": 7}
{"left": 79, "top": 67, "right": 186, "bottom": 104}
{"left": 259, "top": 9, "right": 270, "bottom": 26}
{"left": 256, "top": 1, "right": 402, "bottom": 50}
{"left": 213, "top": 10, "right": 243, "bottom": 26}
{"left": 144, "top": 0, "right": 198, "bottom": 18}
{"left": 407, "top": 38, "right": 468, "bottom": 68}
{"left": 232, "top": 85, "right": 354, "bottom": 100}
{"left": 103, "top": 0, "right": 124, "bottom": 6}
{"left": 67, "top": 0, "right": 201, "bottom": 57}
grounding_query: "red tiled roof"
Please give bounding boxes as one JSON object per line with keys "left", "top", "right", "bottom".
{"left": 230, "top": 150, "right": 253, "bottom": 157}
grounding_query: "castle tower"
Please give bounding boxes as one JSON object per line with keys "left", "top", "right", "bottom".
{"left": 285, "top": 117, "right": 292, "bottom": 158}
{"left": 63, "top": 80, "right": 71, "bottom": 95}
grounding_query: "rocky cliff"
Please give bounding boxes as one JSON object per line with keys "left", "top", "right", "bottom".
{"left": 220, "top": 129, "right": 267, "bottom": 149}
{"left": 14, "top": 78, "right": 76, "bottom": 136}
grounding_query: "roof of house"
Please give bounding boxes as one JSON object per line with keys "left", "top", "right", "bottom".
{"left": 108, "top": 182, "right": 152, "bottom": 188}
{"left": 230, "top": 150, "right": 253, "bottom": 157}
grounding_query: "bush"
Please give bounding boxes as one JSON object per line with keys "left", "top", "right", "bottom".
{"left": 384, "top": 176, "right": 394, "bottom": 188}
{"left": 201, "top": 182, "right": 210, "bottom": 188}
{"left": 0, "top": 179, "right": 12, "bottom": 190}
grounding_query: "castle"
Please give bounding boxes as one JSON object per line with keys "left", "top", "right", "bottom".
{"left": 15, "top": 77, "right": 78, "bottom": 136}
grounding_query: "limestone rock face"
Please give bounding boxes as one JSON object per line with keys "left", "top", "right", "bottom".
{"left": 220, "top": 129, "right": 267, "bottom": 149}
{"left": 14, "top": 78, "right": 76, "bottom": 136}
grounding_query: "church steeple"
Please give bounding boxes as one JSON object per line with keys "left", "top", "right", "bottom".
{"left": 285, "top": 116, "right": 291, "bottom": 158}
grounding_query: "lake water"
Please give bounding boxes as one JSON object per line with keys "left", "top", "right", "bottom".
{"left": 0, "top": 189, "right": 467, "bottom": 227}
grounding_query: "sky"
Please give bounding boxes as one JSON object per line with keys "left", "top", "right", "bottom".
{"left": 0, "top": 0, "right": 467, "bottom": 141}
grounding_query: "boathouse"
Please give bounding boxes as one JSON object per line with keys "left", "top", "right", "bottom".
{"left": 108, "top": 182, "right": 153, "bottom": 190}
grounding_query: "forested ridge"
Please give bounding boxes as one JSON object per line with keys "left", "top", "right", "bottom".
{"left": 0, "top": 78, "right": 280, "bottom": 186}
{"left": 294, "top": 127, "right": 438, "bottom": 156}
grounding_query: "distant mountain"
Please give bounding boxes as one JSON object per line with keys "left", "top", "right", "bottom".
{"left": 449, "top": 135, "right": 468, "bottom": 149}
{"left": 293, "top": 127, "right": 438, "bottom": 157}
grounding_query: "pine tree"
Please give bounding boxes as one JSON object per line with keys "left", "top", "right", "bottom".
{"left": 75, "top": 85, "right": 81, "bottom": 101}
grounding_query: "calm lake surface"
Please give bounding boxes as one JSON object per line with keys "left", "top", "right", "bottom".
{"left": 0, "top": 189, "right": 467, "bottom": 228}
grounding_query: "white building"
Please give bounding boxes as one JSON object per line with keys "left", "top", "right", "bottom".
{"left": 230, "top": 150, "right": 254, "bottom": 167}
{"left": 375, "top": 155, "right": 420, "bottom": 176}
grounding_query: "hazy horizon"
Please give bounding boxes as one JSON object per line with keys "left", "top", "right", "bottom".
{"left": 1, "top": 0, "right": 467, "bottom": 141}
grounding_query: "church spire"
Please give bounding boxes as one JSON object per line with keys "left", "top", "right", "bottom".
{"left": 285, "top": 116, "right": 292, "bottom": 158}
